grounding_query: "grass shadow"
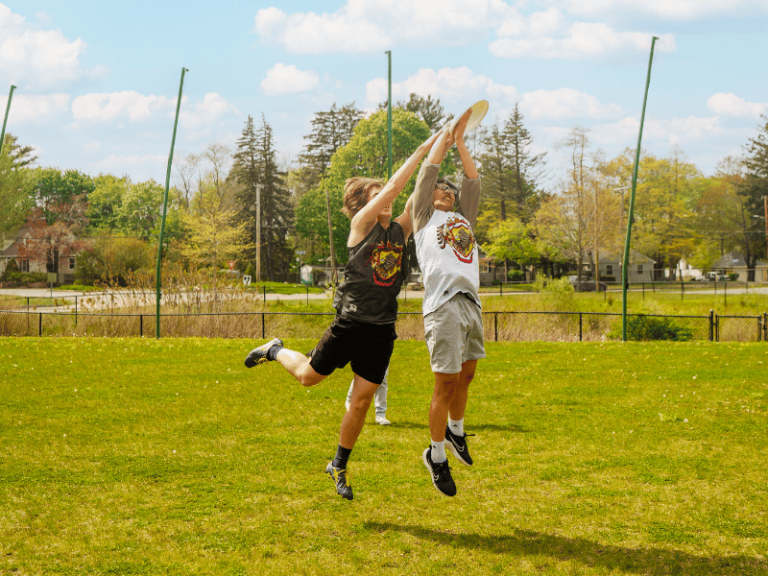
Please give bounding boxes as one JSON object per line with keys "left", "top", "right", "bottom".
{"left": 391, "top": 421, "right": 529, "bottom": 433}
{"left": 363, "top": 522, "right": 768, "bottom": 575}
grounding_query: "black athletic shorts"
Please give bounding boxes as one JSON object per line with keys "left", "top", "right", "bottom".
{"left": 309, "top": 316, "right": 397, "bottom": 385}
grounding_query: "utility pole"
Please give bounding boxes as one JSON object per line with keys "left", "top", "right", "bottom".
{"left": 385, "top": 50, "right": 392, "bottom": 179}
{"left": 256, "top": 184, "right": 262, "bottom": 283}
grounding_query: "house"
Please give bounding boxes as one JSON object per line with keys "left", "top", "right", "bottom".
{"left": 0, "top": 225, "right": 82, "bottom": 285}
{"left": 711, "top": 252, "right": 768, "bottom": 282}
{"left": 594, "top": 249, "right": 656, "bottom": 283}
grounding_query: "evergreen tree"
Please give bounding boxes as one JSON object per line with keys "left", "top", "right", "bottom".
{"left": 2, "top": 133, "right": 37, "bottom": 168}
{"left": 298, "top": 102, "right": 363, "bottom": 192}
{"left": 741, "top": 114, "right": 768, "bottom": 265}
{"left": 398, "top": 93, "right": 450, "bottom": 133}
{"left": 232, "top": 114, "right": 294, "bottom": 281}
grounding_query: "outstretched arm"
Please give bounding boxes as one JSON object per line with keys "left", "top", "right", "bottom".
{"left": 408, "top": 127, "right": 454, "bottom": 236}
{"left": 453, "top": 113, "right": 481, "bottom": 227}
{"left": 348, "top": 132, "right": 440, "bottom": 245}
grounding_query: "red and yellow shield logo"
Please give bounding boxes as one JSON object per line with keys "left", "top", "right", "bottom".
{"left": 437, "top": 216, "right": 475, "bottom": 263}
{"left": 364, "top": 241, "right": 403, "bottom": 286}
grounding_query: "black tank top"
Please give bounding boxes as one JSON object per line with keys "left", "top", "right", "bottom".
{"left": 333, "top": 221, "right": 406, "bottom": 324}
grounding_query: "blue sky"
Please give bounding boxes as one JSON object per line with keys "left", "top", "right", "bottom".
{"left": 2, "top": 0, "right": 767, "bottom": 183}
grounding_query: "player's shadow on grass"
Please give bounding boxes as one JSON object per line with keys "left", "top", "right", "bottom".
{"left": 392, "top": 421, "right": 529, "bottom": 433}
{"left": 363, "top": 522, "right": 767, "bottom": 575}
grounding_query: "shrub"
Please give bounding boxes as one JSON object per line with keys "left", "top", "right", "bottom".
{"left": 601, "top": 275, "right": 616, "bottom": 282}
{"left": 507, "top": 269, "right": 525, "bottom": 282}
{"left": 728, "top": 273, "right": 739, "bottom": 281}
{"left": 533, "top": 276, "right": 574, "bottom": 310}
{"left": 2, "top": 258, "right": 20, "bottom": 279}
{"left": 609, "top": 315, "right": 694, "bottom": 341}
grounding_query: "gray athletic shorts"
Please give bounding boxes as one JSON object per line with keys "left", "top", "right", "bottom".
{"left": 424, "top": 292, "right": 486, "bottom": 374}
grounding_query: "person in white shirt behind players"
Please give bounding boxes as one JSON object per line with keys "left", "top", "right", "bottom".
{"left": 410, "top": 110, "right": 484, "bottom": 497}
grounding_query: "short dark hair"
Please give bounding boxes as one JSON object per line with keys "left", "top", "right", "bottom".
{"left": 436, "top": 177, "right": 459, "bottom": 196}
{"left": 342, "top": 177, "right": 383, "bottom": 219}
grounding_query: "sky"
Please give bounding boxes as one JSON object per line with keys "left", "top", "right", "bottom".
{"left": 1, "top": 0, "right": 768, "bottom": 184}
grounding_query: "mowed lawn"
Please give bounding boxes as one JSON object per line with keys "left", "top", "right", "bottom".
{"left": 1, "top": 338, "right": 767, "bottom": 575}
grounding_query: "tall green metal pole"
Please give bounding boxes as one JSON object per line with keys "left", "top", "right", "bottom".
{"left": 622, "top": 37, "right": 658, "bottom": 342}
{"left": 385, "top": 50, "right": 392, "bottom": 179}
{"left": 1, "top": 85, "right": 17, "bottom": 154}
{"left": 155, "top": 67, "right": 188, "bottom": 339}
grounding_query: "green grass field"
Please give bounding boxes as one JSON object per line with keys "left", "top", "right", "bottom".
{"left": 2, "top": 338, "right": 767, "bottom": 575}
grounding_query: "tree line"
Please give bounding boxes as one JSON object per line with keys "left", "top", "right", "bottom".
{"left": 1, "top": 95, "right": 767, "bottom": 287}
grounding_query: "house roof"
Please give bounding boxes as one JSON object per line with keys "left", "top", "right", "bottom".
{"left": 712, "top": 251, "right": 768, "bottom": 268}
{"left": 596, "top": 249, "right": 655, "bottom": 265}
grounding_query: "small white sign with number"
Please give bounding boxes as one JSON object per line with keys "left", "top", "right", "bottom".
{"left": 243, "top": 275, "right": 252, "bottom": 286}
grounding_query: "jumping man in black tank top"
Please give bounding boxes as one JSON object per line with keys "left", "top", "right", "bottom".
{"left": 243, "top": 131, "right": 440, "bottom": 500}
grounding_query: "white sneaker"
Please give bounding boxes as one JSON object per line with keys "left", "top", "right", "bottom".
{"left": 375, "top": 415, "right": 391, "bottom": 426}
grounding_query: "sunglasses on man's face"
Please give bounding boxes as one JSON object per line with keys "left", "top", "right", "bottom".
{"left": 436, "top": 184, "right": 458, "bottom": 196}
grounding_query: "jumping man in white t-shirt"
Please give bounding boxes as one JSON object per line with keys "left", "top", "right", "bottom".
{"left": 409, "top": 110, "right": 485, "bottom": 497}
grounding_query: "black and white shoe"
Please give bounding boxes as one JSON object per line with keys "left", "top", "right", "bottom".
{"left": 422, "top": 447, "right": 456, "bottom": 497}
{"left": 244, "top": 338, "right": 283, "bottom": 368}
{"left": 445, "top": 426, "right": 475, "bottom": 466}
{"left": 325, "top": 462, "right": 353, "bottom": 500}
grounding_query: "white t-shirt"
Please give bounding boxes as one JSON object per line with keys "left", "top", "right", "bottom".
{"left": 414, "top": 209, "right": 481, "bottom": 315}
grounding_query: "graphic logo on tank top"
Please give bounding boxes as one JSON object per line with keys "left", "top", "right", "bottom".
{"left": 364, "top": 240, "right": 403, "bottom": 286}
{"left": 437, "top": 216, "right": 475, "bottom": 263}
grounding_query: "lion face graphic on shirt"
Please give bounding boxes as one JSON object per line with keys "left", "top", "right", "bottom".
{"left": 437, "top": 216, "right": 475, "bottom": 263}
{"left": 364, "top": 240, "right": 403, "bottom": 286}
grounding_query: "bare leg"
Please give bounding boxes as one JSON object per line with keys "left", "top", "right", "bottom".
{"left": 274, "top": 348, "right": 326, "bottom": 387}
{"left": 339, "top": 374, "right": 379, "bottom": 448}
{"left": 448, "top": 359, "right": 477, "bottom": 421}
{"left": 429, "top": 371, "right": 461, "bottom": 442}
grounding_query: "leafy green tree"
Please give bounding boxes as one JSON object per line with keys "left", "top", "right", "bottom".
{"left": 2, "top": 133, "right": 37, "bottom": 168}
{"left": 739, "top": 114, "right": 768, "bottom": 268}
{"left": 86, "top": 175, "right": 129, "bottom": 233}
{"left": 0, "top": 145, "right": 33, "bottom": 245}
{"left": 481, "top": 218, "right": 539, "bottom": 269}
{"left": 30, "top": 168, "right": 95, "bottom": 225}
{"left": 295, "top": 108, "right": 431, "bottom": 263}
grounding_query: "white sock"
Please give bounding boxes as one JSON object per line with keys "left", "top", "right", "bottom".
{"left": 449, "top": 418, "right": 464, "bottom": 436}
{"left": 430, "top": 439, "right": 447, "bottom": 463}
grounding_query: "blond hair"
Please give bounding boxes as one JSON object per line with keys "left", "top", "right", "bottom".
{"left": 341, "top": 177, "right": 382, "bottom": 219}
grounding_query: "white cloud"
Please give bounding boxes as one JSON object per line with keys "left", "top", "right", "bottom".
{"left": 261, "top": 63, "right": 320, "bottom": 96}
{"left": 366, "top": 67, "right": 620, "bottom": 121}
{"left": 89, "top": 153, "right": 167, "bottom": 174}
{"left": 8, "top": 93, "right": 69, "bottom": 123}
{"left": 179, "top": 93, "right": 240, "bottom": 129}
{"left": 253, "top": 1, "right": 676, "bottom": 60}
{"left": 366, "top": 67, "right": 519, "bottom": 108}
{"left": 552, "top": 0, "right": 768, "bottom": 21}
{"left": 0, "top": 4, "right": 107, "bottom": 89}
{"left": 707, "top": 93, "right": 768, "bottom": 118}
{"left": 83, "top": 141, "right": 100, "bottom": 151}
{"left": 253, "top": 0, "right": 518, "bottom": 53}
{"left": 490, "top": 18, "right": 676, "bottom": 59}
{"left": 589, "top": 115, "right": 722, "bottom": 146}
{"left": 72, "top": 91, "right": 175, "bottom": 122}
{"left": 521, "top": 88, "right": 622, "bottom": 120}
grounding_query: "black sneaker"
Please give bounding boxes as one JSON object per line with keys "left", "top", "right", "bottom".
{"left": 445, "top": 426, "right": 475, "bottom": 466}
{"left": 422, "top": 447, "right": 456, "bottom": 497}
{"left": 325, "top": 462, "right": 353, "bottom": 500}
{"left": 244, "top": 338, "right": 283, "bottom": 368}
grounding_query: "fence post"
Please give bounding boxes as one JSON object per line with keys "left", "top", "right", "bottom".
{"left": 494, "top": 313, "right": 498, "bottom": 342}
{"left": 708, "top": 309, "right": 714, "bottom": 342}
{"left": 27, "top": 297, "right": 29, "bottom": 313}
{"left": 715, "top": 314, "right": 719, "bottom": 342}
{"left": 306, "top": 285, "right": 309, "bottom": 306}
{"left": 75, "top": 296, "right": 78, "bottom": 327}
{"left": 681, "top": 280, "right": 684, "bottom": 301}
{"left": 724, "top": 280, "right": 727, "bottom": 307}
{"left": 499, "top": 282, "right": 502, "bottom": 297}
{"left": 262, "top": 313, "right": 265, "bottom": 339}
{"left": 263, "top": 285, "right": 266, "bottom": 303}
{"left": 39, "top": 313, "right": 42, "bottom": 337}
{"left": 758, "top": 315, "right": 762, "bottom": 343}
{"left": 140, "top": 314, "right": 143, "bottom": 337}
{"left": 579, "top": 313, "right": 583, "bottom": 341}
{"left": 642, "top": 282, "right": 645, "bottom": 300}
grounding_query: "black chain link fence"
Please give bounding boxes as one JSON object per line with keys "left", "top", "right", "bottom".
{"left": 1, "top": 310, "right": 765, "bottom": 343}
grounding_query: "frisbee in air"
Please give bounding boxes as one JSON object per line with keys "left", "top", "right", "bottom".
{"left": 448, "top": 100, "right": 489, "bottom": 135}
